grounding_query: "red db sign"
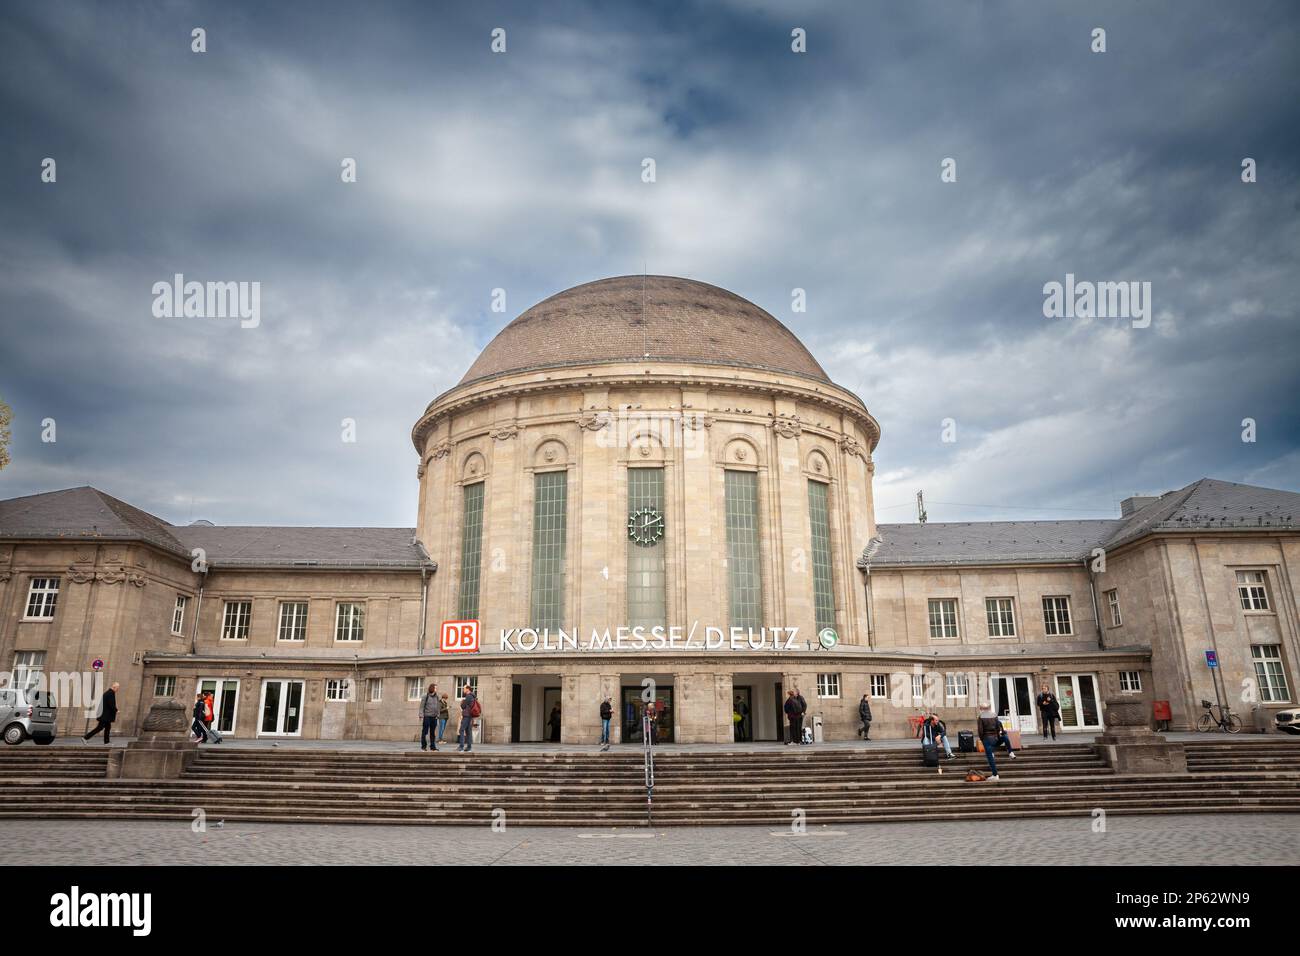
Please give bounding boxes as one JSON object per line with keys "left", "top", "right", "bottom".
{"left": 440, "top": 620, "right": 480, "bottom": 653}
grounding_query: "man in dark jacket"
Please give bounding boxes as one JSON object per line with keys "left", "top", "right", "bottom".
{"left": 599, "top": 696, "right": 613, "bottom": 750}
{"left": 190, "top": 693, "right": 210, "bottom": 743}
{"left": 457, "top": 684, "right": 477, "bottom": 753}
{"left": 783, "top": 690, "right": 802, "bottom": 745}
{"left": 794, "top": 688, "right": 809, "bottom": 744}
{"left": 419, "top": 683, "right": 440, "bottom": 751}
{"left": 82, "top": 682, "right": 119, "bottom": 745}
{"left": 858, "top": 694, "right": 873, "bottom": 740}
{"left": 1035, "top": 686, "right": 1061, "bottom": 740}
{"left": 975, "top": 711, "right": 1016, "bottom": 780}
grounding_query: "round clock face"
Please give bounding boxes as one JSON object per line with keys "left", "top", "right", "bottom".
{"left": 627, "top": 507, "right": 665, "bottom": 546}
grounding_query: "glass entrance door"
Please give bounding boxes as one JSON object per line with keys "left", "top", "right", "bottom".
{"left": 991, "top": 675, "right": 1037, "bottom": 734}
{"left": 197, "top": 678, "right": 240, "bottom": 735}
{"left": 258, "top": 679, "right": 304, "bottom": 736}
{"left": 1056, "top": 673, "right": 1103, "bottom": 730}
{"left": 620, "top": 686, "right": 674, "bottom": 743}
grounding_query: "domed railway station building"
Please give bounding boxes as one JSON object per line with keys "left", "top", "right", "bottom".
{"left": 2, "top": 276, "right": 1299, "bottom": 746}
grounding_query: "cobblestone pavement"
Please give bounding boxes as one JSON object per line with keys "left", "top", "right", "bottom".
{"left": 5, "top": 814, "right": 1297, "bottom": 865}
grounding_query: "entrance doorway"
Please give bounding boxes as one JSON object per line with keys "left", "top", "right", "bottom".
{"left": 543, "top": 686, "right": 562, "bottom": 742}
{"left": 197, "top": 678, "right": 240, "bottom": 736}
{"left": 991, "top": 675, "right": 1037, "bottom": 734}
{"left": 733, "top": 686, "right": 752, "bottom": 742}
{"left": 733, "top": 673, "right": 782, "bottom": 741}
{"left": 258, "top": 679, "right": 304, "bottom": 736}
{"left": 1056, "top": 673, "right": 1104, "bottom": 730}
{"left": 509, "top": 674, "right": 563, "bottom": 742}
{"left": 620, "top": 685, "right": 674, "bottom": 744}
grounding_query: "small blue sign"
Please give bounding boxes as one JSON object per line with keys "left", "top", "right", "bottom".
{"left": 1205, "top": 650, "right": 1218, "bottom": 668}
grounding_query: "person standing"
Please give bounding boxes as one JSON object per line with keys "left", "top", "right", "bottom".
{"left": 735, "top": 695, "right": 750, "bottom": 742}
{"left": 437, "top": 693, "right": 450, "bottom": 743}
{"left": 599, "top": 696, "right": 613, "bottom": 750}
{"left": 783, "top": 690, "right": 802, "bottom": 745}
{"left": 1035, "top": 686, "right": 1061, "bottom": 740}
{"left": 548, "top": 703, "right": 562, "bottom": 742}
{"left": 795, "top": 687, "right": 809, "bottom": 744}
{"left": 419, "top": 683, "right": 440, "bottom": 752}
{"left": 190, "top": 693, "right": 209, "bottom": 743}
{"left": 83, "top": 682, "right": 119, "bottom": 745}
{"left": 858, "top": 694, "right": 873, "bottom": 741}
{"left": 457, "top": 684, "right": 478, "bottom": 753}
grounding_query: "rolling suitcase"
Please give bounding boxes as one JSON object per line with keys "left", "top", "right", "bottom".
{"left": 921, "top": 725, "right": 940, "bottom": 767}
{"left": 958, "top": 730, "right": 975, "bottom": 753}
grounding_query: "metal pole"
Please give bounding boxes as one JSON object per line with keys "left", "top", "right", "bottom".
{"left": 644, "top": 712, "right": 655, "bottom": 822}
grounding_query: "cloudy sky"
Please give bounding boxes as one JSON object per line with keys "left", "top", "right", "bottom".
{"left": 1, "top": 0, "right": 1296, "bottom": 530}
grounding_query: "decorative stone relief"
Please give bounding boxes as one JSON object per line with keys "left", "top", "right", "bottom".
{"left": 839, "top": 434, "right": 868, "bottom": 461}
{"left": 681, "top": 412, "right": 713, "bottom": 430}
{"left": 490, "top": 422, "right": 519, "bottom": 441}
{"left": 577, "top": 411, "right": 611, "bottom": 431}
{"left": 734, "top": 446, "right": 747, "bottom": 462}
{"left": 68, "top": 567, "right": 95, "bottom": 584}
{"left": 772, "top": 419, "right": 802, "bottom": 439}
{"left": 429, "top": 440, "right": 452, "bottom": 460}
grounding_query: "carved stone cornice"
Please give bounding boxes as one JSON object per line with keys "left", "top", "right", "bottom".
{"left": 68, "top": 567, "right": 95, "bottom": 584}
{"left": 66, "top": 566, "right": 146, "bottom": 587}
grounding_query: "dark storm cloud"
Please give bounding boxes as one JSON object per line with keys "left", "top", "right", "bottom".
{"left": 0, "top": 0, "right": 1296, "bottom": 529}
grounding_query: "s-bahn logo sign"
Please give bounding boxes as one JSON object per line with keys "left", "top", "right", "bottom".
{"left": 440, "top": 620, "right": 481, "bottom": 653}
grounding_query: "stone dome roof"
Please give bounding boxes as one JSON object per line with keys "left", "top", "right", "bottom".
{"left": 459, "top": 276, "right": 830, "bottom": 386}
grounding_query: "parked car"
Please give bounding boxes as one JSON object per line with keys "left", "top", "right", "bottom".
{"left": 0, "top": 686, "right": 57, "bottom": 745}
{"left": 1274, "top": 711, "right": 1300, "bottom": 735}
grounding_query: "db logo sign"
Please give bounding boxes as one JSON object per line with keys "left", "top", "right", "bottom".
{"left": 440, "top": 620, "right": 480, "bottom": 654}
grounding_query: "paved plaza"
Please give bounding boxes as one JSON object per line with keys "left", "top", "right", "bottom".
{"left": 4, "top": 813, "right": 1296, "bottom": 866}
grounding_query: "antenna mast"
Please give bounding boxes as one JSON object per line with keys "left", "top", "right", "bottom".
{"left": 916, "top": 490, "right": 928, "bottom": 524}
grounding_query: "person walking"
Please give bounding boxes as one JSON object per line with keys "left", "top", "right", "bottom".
{"left": 190, "top": 692, "right": 210, "bottom": 743}
{"left": 202, "top": 691, "right": 215, "bottom": 732}
{"left": 457, "top": 684, "right": 478, "bottom": 753}
{"left": 858, "top": 694, "right": 873, "bottom": 741}
{"left": 599, "top": 696, "right": 613, "bottom": 750}
{"left": 783, "top": 690, "right": 802, "bottom": 745}
{"left": 1035, "top": 686, "right": 1061, "bottom": 740}
{"left": 419, "top": 683, "right": 440, "bottom": 751}
{"left": 548, "top": 703, "right": 562, "bottom": 742}
{"left": 437, "top": 693, "right": 450, "bottom": 743}
{"left": 734, "top": 695, "right": 750, "bottom": 742}
{"left": 82, "top": 682, "right": 119, "bottom": 745}
{"left": 975, "top": 710, "right": 1016, "bottom": 780}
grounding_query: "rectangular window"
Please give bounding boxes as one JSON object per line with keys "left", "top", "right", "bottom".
{"left": 23, "top": 578, "right": 59, "bottom": 620}
{"left": 457, "top": 481, "right": 486, "bottom": 620}
{"left": 807, "top": 480, "right": 835, "bottom": 633}
{"left": 1237, "top": 571, "right": 1270, "bottom": 611}
{"left": 627, "top": 468, "right": 666, "bottom": 629}
{"left": 927, "top": 598, "right": 959, "bottom": 639}
{"left": 1106, "top": 589, "right": 1122, "bottom": 627}
{"left": 1118, "top": 671, "right": 1141, "bottom": 693}
{"left": 335, "top": 602, "right": 366, "bottom": 642}
{"left": 278, "top": 601, "right": 308, "bottom": 642}
{"left": 454, "top": 676, "right": 478, "bottom": 699}
{"left": 1042, "top": 596, "right": 1073, "bottom": 636}
{"left": 985, "top": 597, "right": 1016, "bottom": 637}
{"left": 154, "top": 675, "right": 177, "bottom": 698}
{"left": 530, "top": 471, "right": 568, "bottom": 631}
{"left": 911, "top": 674, "right": 924, "bottom": 700}
{"left": 945, "top": 673, "right": 969, "bottom": 699}
{"left": 870, "top": 674, "right": 888, "bottom": 698}
{"left": 325, "top": 679, "right": 351, "bottom": 702}
{"left": 1252, "top": 645, "right": 1290, "bottom": 703}
{"left": 171, "top": 595, "right": 188, "bottom": 636}
{"left": 222, "top": 601, "right": 251, "bottom": 640}
{"left": 12, "top": 651, "right": 45, "bottom": 688}
{"left": 724, "top": 470, "right": 763, "bottom": 630}
{"left": 406, "top": 677, "right": 422, "bottom": 701}
{"left": 367, "top": 678, "right": 382, "bottom": 703}
{"left": 816, "top": 673, "right": 840, "bottom": 699}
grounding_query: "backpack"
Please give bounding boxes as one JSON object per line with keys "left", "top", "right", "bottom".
{"left": 469, "top": 697, "right": 482, "bottom": 718}
{"left": 965, "top": 769, "right": 989, "bottom": 782}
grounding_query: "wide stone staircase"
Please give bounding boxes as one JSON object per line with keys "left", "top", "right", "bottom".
{"left": 0, "top": 740, "right": 1296, "bottom": 826}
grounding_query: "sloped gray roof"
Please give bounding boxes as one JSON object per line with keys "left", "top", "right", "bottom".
{"left": 0, "top": 486, "right": 429, "bottom": 570}
{"left": 174, "top": 525, "right": 427, "bottom": 569}
{"left": 868, "top": 519, "right": 1119, "bottom": 567}
{"left": 0, "top": 486, "right": 187, "bottom": 556}
{"left": 865, "top": 478, "right": 1300, "bottom": 568}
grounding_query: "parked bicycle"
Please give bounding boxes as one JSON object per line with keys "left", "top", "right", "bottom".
{"left": 1196, "top": 699, "right": 1242, "bottom": 734}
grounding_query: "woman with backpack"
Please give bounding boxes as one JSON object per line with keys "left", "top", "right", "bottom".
{"left": 437, "top": 694, "right": 450, "bottom": 743}
{"left": 457, "top": 684, "right": 479, "bottom": 753}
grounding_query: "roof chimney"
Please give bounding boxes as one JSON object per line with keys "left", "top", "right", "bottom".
{"left": 1120, "top": 495, "right": 1159, "bottom": 517}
